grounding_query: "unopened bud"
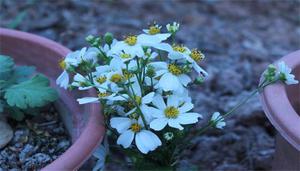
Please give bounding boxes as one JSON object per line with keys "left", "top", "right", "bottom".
{"left": 104, "top": 32, "right": 113, "bottom": 45}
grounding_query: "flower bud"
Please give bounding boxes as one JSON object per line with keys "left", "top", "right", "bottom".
{"left": 85, "top": 35, "right": 94, "bottom": 43}
{"left": 264, "top": 64, "right": 277, "bottom": 82}
{"left": 146, "top": 66, "right": 156, "bottom": 78}
{"left": 166, "top": 22, "right": 180, "bottom": 34}
{"left": 104, "top": 32, "right": 113, "bottom": 45}
{"left": 163, "top": 132, "right": 174, "bottom": 141}
{"left": 194, "top": 76, "right": 204, "bottom": 85}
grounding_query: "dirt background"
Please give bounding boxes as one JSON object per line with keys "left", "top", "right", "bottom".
{"left": 1, "top": 0, "right": 300, "bottom": 170}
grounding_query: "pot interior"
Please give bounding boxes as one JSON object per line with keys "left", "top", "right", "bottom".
{"left": 0, "top": 30, "right": 89, "bottom": 141}
{"left": 286, "top": 64, "right": 300, "bottom": 115}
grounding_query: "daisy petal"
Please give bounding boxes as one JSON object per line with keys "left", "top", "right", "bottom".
{"left": 178, "top": 74, "right": 191, "bottom": 86}
{"left": 96, "top": 65, "right": 111, "bottom": 73}
{"left": 150, "top": 118, "right": 168, "bottom": 131}
{"left": 110, "top": 117, "right": 131, "bottom": 133}
{"left": 142, "top": 92, "right": 155, "bottom": 104}
{"left": 178, "top": 102, "right": 194, "bottom": 113}
{"left": 77, "top": 97, "right": 99, "bottom": 104}
{"left": 56, "top": 70, "right": 69, "bottom": 89}
{"left": 117, "top": 130, "right": 134, "bottom": 148}
{"left": 158, "top": 73, "right": 181, "bottom": 92}
{"left": 178, "top": 112, "right": 201, "bottom": 124}
{"left": 135, "top": 130, "right": 161, "bottom": 154}
{"left": 152, "top": 94, "right": 166, "bottom": 110}
{"left": 146, "top": 107, "right": 164, "bottom": 118}
{"left": 150, "top": 62, "right": 168, "bottom": 70}
{"left": 168, "top": 119, "right": 184, "bottom": 130}
{"left": 144, "top": 130, "right": 162, "bottom": 147}
{"left": 135, "top": 132, "right": 149, "bottom": 154}
{"left": 168, "top": 51, "right": 184, "bottom": 60}
{"left": 167, "top": 95, "right": 180, "bottom": 107}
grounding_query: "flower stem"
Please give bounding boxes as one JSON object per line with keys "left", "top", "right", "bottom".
{"left": 172, "top": 78, "right": 279, "bottom": 163}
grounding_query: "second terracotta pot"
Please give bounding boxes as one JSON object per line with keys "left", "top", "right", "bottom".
{"left": 260, "top": 50, "right": 300, "bottom": 170}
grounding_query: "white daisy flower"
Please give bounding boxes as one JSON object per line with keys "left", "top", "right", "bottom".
{"left": 166, "top": 22, "right": 180, "bottom": 34}
{"left": 108, "top": 33, "right": 170, "bottom": 58}
{"left": 110, "top": 117, "right": 162, "bottom": 154}
{"left": 159, "top": 44, "right": 208, "bottom": 77}
{"left": 142, "top": 24, "right": 171, "bottom": 42}
{"left": 68, "top": 47, "right": 99, "bottom": 66}
{"left": 56, "top": 70, "right": 69, "bottom": 89}
{"left": 56, "top": 49, "right": 84, "bottom": 89}
{"left": 92, "top": 57, "right": 127, "bottom": 93}
{"left": 71, "top": 73, "right": 92, "bottom": 90}
{"left": 277, "top": 61, "right": 299, "bottom": 85}
{"left": 150, "top": 61, "right": 191, "bottom": 93}
{"left": 210, "top": 112, "right": 226, "bottom": 129}
{"left": 83, "top": 47, "right": 100, "bottom": 64}
{"left": 112, "top": 51, "right": 134, "bottom": 62}
{"left": 56, "top": 47, "right": 100, "bottom": 89}
{"left": 143, "top": 24, "right": 162, "bottom": 35}
{"left": 149, "top": 94, "right": 202, "bottom": 131}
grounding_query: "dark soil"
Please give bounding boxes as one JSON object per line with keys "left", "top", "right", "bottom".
{"left": 1, "top": 0, "right": 300, "bottom": 170}
{"left": 0, "top": 105, "right": 70, "bottom": 170}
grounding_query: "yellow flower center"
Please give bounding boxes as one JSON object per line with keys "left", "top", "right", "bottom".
{"left": 168, "top": 64, "right": 182, "bottom": 76}
{"left": 110, "top": 74, "right": 123, "bottom": 83}
{"left": 131, "top": 123, "right": 141, "bottom": 133}
{"left": 190, "top": 49, "right": 205, "bottom": 62}
{"left": 124, "top": 35, "right": 137, "bottom": 46}
{"left": 121, "top": 53, "right": 131, "bottom": 59}
{"left": 96, "top": 76, "right": 106, "bottom": 84}
{"left": 98, "top": 92, "right": 110, "bottom": 98}
{"left": 149, "top": 26, "right": 161, "bottom": 35}
{"left": 173, "top": 45, "right": 186, "bottom": 53}
{"left": 164, "top": 106, "right": 179, "bottom": 118}
{"left": 59, "top": 59, "right": 66, "bottom": 69}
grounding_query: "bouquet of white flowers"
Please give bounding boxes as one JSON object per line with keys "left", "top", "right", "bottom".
{"left": 56, "top": 22, "right": 298, "bottom": 170}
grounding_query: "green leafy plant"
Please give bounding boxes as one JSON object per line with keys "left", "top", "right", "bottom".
{"left": 0, "top": 55, "right": 58, "bottom": 120}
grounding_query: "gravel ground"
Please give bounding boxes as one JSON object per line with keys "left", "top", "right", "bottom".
{"left": 1, "top": 0, "right": 300, "bottom": 170}
{"left": 0, "top": 105, "right": 70, "bottom": 170}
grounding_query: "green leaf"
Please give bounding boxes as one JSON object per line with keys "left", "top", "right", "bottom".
{"left": 0, "top": 66, "right": 36, "bottom": 90}
{"left": 4, "top": 74, "right": 58, "bottom": 109}
{"left": 0, "top": 55, "right": 14, "bottom": 80}
{"left": 14, "top": 66, "right": 36, "bottom": 83}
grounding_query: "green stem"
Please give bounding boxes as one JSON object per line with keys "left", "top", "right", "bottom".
{"left": 172, "top": 78, "right": 279, "bottom": 163}
{"left": 122, "top": 83, "right": 149, "bottom": 130}
{"left": 150, "top": 77, "right": 154, "bottom": 90}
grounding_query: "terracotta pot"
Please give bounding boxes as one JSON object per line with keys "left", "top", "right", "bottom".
{"left": 260, "top": 50, "right": 300, "bottom": 170}
{"left": 0, "top": 28, "right": 105, "bottom": 170}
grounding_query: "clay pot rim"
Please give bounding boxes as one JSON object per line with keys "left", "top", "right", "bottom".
{"left": 0, "top": 28, "right": 105, "bottom": 170}
{"left": 260, "top": 50, "right": 300, "bottom": 151}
